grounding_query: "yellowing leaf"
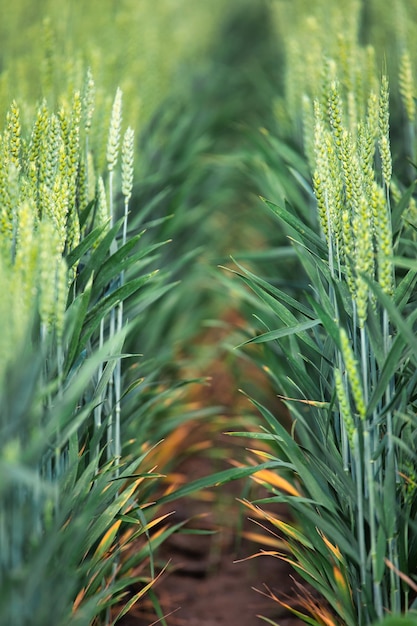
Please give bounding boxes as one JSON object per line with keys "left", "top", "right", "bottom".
{"left": 318, "top": 529, "right": 343, "bottom": 562}
{"left": 252, "top": 468, "right": 302, "bottom": 497}
{"left": 241, "top": 530, "right": 287, "bottom": 549}
{"left": 94, "top": 519, "right": 122, "bottom": 559}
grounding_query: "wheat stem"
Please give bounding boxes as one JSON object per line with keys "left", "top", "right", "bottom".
{"left": 354, "top": 428, "right": 367, "bottom": 592}
{"left": 364, "top": 427, "right": 383, "bottom": 618}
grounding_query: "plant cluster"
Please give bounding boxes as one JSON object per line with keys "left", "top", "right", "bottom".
{"left": 0, "top": 1, "right": 236, "bottom": 621}
{"left": 0, "top": 70, "right": 172, "bottom": 623}
{"left": 0, "top": 0, "right": 227, "bottom": 131}
{"left": 3, "top": 1, "right": 417, "bottom": 625}
{"left": 225, "top": 1, "right": 417, "bottom": 625}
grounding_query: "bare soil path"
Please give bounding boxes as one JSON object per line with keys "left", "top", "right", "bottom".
{"left": 120, "top": 449, "right": 304, "bottom": 626}
{"left": 119, "top": 315, "right": 305, "bottom": 626}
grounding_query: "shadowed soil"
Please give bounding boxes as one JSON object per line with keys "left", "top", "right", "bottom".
{"left": 118, "top": 314, "right": 305, "bottom": 626}
{"left": 119, "top": 448, "right": 304, "bottom": 626}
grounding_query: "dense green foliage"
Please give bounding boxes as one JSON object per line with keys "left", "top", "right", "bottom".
{"left": 1, "top": 0, "right": 417, "bottom": 625}
{"left": 0, "top": 2, "right": 234, "bottom": 624}
{"left": 230, "top": 1, "right": 417, "bottom": 624}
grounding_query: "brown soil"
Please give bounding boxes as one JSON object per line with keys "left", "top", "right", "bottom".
{"left": 119, "top": 448, "right": 304, "bottom": 626}
{"left": 118, "top": 313, "right": 306, "bottom": 626}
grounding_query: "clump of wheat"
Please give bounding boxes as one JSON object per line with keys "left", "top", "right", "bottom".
{"left": 0, "top": 69, "right": 168, "bottom": 625}
{"left": 232, "top": 2, "right": 417, "bottom": 625}
{"left": 312, "top": 76, "right": 394, "bottom": 329}
{"left": 0, "top": 0, "right": 229, "bottom": 136}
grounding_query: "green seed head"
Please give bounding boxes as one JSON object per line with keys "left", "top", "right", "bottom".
{"left": 107, "top": 88, "right": 123, "bottom": 173}
{"left": 95, "top": 175, "right": 109, "bottom": 233}
{"left": 399, "top": 51, "right": 415, "bottom": 123}
{"left": 340, "top": 327, "right": 366, "bottom": 420}
{"left": 328, "top": 81, "right": 344, "bottom": 146}
{"left": 335, "top": 368, "right": 356, "bottom": 448}
{"left": 121, "top": 126, "right": 134, "bottom": 201}
{"left": 83, "top": 67, "right": 95, "bottom": 135}
{"left": 378, "top": 76, "right": 392, "bottom": 186}
{"left": 6, "top": 100, "right": 21, "bottom": 170}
